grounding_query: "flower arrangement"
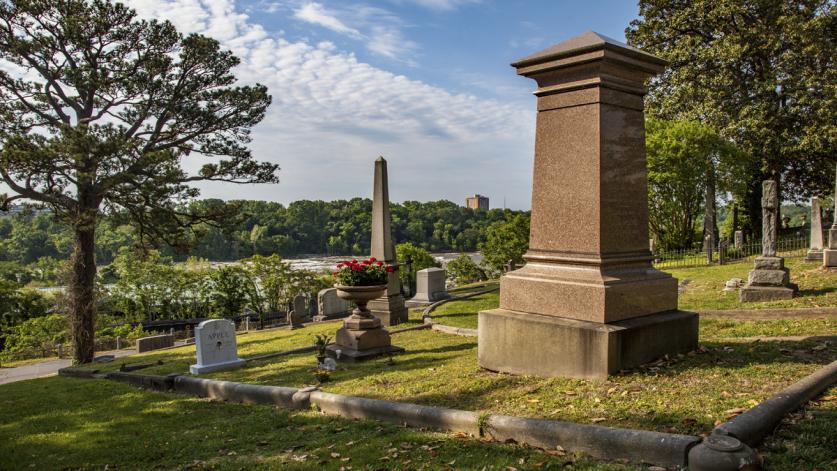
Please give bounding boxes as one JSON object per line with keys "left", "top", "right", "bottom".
{"left": 332, "top": 257, "right": 394, "bottom": 286}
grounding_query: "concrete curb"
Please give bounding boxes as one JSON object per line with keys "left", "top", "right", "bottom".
{"left": 106, "top": 371, "right": 175, "bottom": 391}
{"left": 699, "top": 307, "right": 837, "bottom": 319}
{"left": 485, "top": 414, "right": 699, "bottom": 467}
{"left": 310, "top": 390, "right": 481, "bottom": 436}
{"left": 430, "top": 323, "right": 478, "bottom": 337}
{"left": 715, "top": 359, "right": 837, "bottom": 446}
{"left": 421, "top": 286, "right": 499, "bottom": 321}
{"left": 389, "top": 323, "right": 432, "bottom": 335}
{"left": 56, "top": 367, "right": 99, "bottom": 378}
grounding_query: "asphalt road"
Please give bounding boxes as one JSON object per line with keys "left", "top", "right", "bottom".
{"left": 0, "top": 349, "right": 135, "bottom": 385}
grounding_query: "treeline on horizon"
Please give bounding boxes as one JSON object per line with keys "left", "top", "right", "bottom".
{"left": 0, "top": 198, "right": 526, "bottom": 269}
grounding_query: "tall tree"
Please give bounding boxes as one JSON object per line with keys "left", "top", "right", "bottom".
{"left": 0, "top": 0, "right": 279, "bottom": 363}
{"left": 646, "top": 118, "right": 743, "bottom": 250}
{"left": 627, "top": 0, "right": 837, "bottom": 234}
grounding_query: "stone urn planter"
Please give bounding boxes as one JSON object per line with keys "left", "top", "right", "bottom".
{"left": 327, "top": 284, "right": 404, "bottom": 362}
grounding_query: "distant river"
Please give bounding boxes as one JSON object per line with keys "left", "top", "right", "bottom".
{"left": 35, "top": 252, "right": 483, "bottom": 292}
{"left": 286, "top": 252, "right": 483, "bottom": 273}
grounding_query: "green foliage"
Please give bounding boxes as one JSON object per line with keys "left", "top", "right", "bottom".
{"left": 208, "top": 266, "right": 250, "bottom": 318}
{"left": 108, "top": 248, "right": 212, "bottom": 321}
{"left": 0, "top": 199, "right": 528, "bottom": 269}
{"left": 395, "top": 242, "right": 440, "bottom": 282}
{"left": 3, "top": 313, "right": 67, "bottom": 358}
{"left": 333, "top": 258, "right": 391, "bottom": 286}
{"left": 478, "top": 214, "right": 530, "bottom": 274}
{"left": 445, "top": 255, "right": 485, "bottom": 286}
{"left": 0, "top": 281, "right": 50, "bottom": 337}
{"left": 242, "top": 254, "right": 326, "bottom": 317}
{"left": 313, "top": 333, "right": 332, "bottom": 356}
{"left": 628, "top": 1, "right": 837, "bottom": 230}
{"left": 96, "top": 323, "right": 145, "bottom": 343}
{"left": 646, "top": 118, "right": 744, "bottom": 250}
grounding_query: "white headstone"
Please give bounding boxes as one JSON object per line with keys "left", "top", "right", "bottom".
{"left": 409, "top": 267, "right": 450, "bottom": 304}
{"left": 190, "top": 319, "right": 245, "bottom": 374}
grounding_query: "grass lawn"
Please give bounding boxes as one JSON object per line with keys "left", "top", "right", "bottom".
{"left": 82, "top": 312, "right": 835, "bottom": 438}
{"left": 670, "top": 259, "right": 837, "bottom": 311}
{"left": 2, "top": 306, "right": 836, "bottom": 469}
{"left": 0, "top": 376, "right": 644, "bottom": 471}
{"left": 429, "top": 291, "right": 837, "bottom": 337}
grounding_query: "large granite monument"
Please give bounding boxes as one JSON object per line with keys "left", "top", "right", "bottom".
{"left": 478, "top": 32, "right": 698, "bottom": 380}
{"left": 824, "top": 164, "right": 837, "bottom": 268}
{"left": 190, "top": 319, "right": 245, "bottom": 374}
{"left": 367, "top": 157, "right": 408, "bottom": 325}
{"left": 739, "top": 180, "right": 797, "bottom": 302}
{"left": 805, "top": 196, "right": 824, "bottom": 262}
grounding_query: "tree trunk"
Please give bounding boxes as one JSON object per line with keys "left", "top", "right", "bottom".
{"left": 69, "top": 225, "right": 97, "bottom": 364}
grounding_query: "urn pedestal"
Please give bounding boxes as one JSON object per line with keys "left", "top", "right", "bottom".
{"left": 326, "top": 285, "right": 404, "bottom": 362}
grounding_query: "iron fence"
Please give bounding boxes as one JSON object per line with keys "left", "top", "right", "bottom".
{"left": 653, "top": 235, "right": 809, "bottom": 270}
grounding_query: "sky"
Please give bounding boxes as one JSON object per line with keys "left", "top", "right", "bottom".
{"left": 131, "top": 1, "right": 641, "bottom": 209}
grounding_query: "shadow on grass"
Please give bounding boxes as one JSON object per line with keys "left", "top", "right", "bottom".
{"left": 797, "top": 286, "right": 837, "bottom": 297}
{"left": 1, "top": 377, "right": 635, "bottom": 470}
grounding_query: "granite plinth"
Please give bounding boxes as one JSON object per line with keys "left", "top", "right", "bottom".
{"left": 478, "top": 309, "right": 698, "bottom": 380}
{"left": 825, "top": 249, "right": 837, "bottom": 268}
{"left": 190, "top": 358, "right": 246, "bottom": 375}
{"left": 739, "top": 286, "right": 796, "bottom": 302}
{"left": 325, "top": 344, "right": 404, "bottom": 362}
{"left": 335, "top": 324, "right": 392, "bottom": 351}
{"left": 740, "top": 256, "right": 797, "bottom": 302}
{"left": 804, "top": 250, "right": 823, "bottom": 262}
{"left": 499, "top": 263, "right": 678, "bottom": 324}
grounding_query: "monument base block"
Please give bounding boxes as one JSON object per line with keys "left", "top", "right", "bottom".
{"left": 824, "top": 249, "right": 837, "bottom": 268}
{"left": 189, "top": 358, "right": 246, "bottom": 375}
{"left": 477, "top": 309, "right": 698, "bottom": 380}
{"left": 805, "top": 250, "right": 823, "bottom": 262}
{"left": 325, "top": 344, "right": 405, "bottom": 362}
{"left": 369, "top": 294, "right": 408, "bottom": 326}
{"left": 739, "top": 285, "right": 797, "bottom": 302}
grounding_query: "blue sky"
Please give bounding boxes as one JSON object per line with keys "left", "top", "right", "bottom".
{"left": 130, "top": 0, "right": 642, "bottom": 209}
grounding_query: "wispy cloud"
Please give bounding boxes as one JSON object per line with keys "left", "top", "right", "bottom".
{"left": 128, "top": 0, "right": 533, "bottom": 207}
{"left": 293, "top": 2, "right": 362, "bottom": 39}
{"left": 390, "top": 0, "right": 481, "bottom": 11}
{"left": 291, "top": 1, "right": 418, "bottom": 62}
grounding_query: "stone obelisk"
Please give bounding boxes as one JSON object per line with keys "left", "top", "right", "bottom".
{"left": 367, "top": 157, "right": 408, "bottom": 325}
{"left": 739, "top": 180, "right": 797, "bottom": 302}
{"left": 824, "top": 163, "right": 837, "bottom": 268}
{"left": 478, "top": 32, "right": 698, "bottom": 380}
{"left": 805, "top": 197, "right": 824, "bottom": 261}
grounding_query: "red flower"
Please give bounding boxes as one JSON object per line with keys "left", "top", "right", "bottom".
{"left": 377, "top": 261, "right": 384, "bottom": 266}
{"left": 337, "top": 263, "right": 344, "bottom": 268}
{"left": 351, "top": 259, "right": 358, "bottom": 264}
{"left": 385, "top": 266, "right": 394, "bottom": 273}
{"left": 369, "top": 257, "right": 377, "bottom": 262}
{"left": 332, "top": 272, "right": 337, "bottom": 277}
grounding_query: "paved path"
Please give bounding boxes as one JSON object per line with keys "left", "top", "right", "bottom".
{"left": 0, "top": 349, "right": 135, "bottom": 385}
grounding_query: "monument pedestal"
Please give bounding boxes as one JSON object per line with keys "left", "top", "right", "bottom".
{"left": 326, "top": 315, "right": 404, "bottom": 362}
{"left": 824, "top": 228, "right": 837, "bottom": 268}
{"left": 479, "top": 309, "right": 697, "bottom": 379}
{"left": 739, "top": 256, "right": 797, "bottom": 302}
{"left": 805, "top": 249, "right": 823, "bottom": 262}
